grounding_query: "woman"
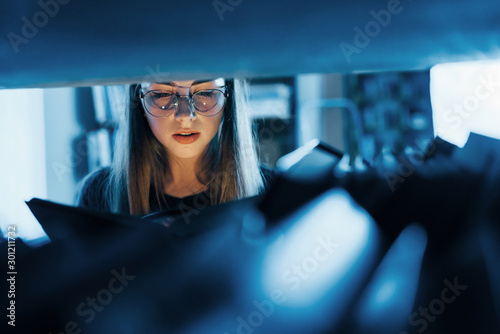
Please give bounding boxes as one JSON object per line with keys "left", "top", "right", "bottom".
{"left": 77, "top": 78, "right": 275, "bottom": 216}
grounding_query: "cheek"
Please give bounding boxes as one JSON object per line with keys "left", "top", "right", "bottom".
{"left": 206, "top": 115, "right": 223, "bottom": 137}
{"left": 200, "top": 116, "right": 224, "bottom": 147}
{"left": 145, "top": 116, "right": 170, "bottom": 142}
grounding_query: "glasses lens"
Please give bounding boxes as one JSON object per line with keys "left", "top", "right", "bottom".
{"left": 192, "top": 90, "right": 225, "bottom": 115}
{"left": 144, "top": 91, "right": 177, "bottom": 116}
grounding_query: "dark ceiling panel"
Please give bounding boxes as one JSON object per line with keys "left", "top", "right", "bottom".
{"left": 1, "top": 0, "right": 500, "bottom": 88}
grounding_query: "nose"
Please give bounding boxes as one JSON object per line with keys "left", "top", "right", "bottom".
{"left": 174, "top": 96, "right": 196, "bottom": 121}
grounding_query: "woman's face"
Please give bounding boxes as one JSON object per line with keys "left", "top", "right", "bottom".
{"left": 141, "top": 78, "right": 225, "bottom": 161}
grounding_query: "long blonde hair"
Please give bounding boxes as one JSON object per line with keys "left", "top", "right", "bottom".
{"left": 108, "top": 79, "right": 264, "bottom": 215}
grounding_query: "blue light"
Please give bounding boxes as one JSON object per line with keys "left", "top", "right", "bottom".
{"left": 375, "top": 279, "right": 397, "bottom": 305}
{"left": 355, "top": 223, "right": 428, "bottom": 332}
{"left": 259, "top": 189, "right": 380, "bottom": 332}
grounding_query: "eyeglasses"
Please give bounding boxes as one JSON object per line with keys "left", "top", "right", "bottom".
{"left": 139, "top": 86, "right": 228, "bottom": 118}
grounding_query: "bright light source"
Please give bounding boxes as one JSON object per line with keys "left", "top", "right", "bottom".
{"left": 431, "top": 60, "right": 500, "bottom": 147}
{"left": 0, "top": 89, "right": 48, "bottom": 243}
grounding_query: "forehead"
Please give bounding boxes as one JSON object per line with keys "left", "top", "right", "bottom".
{"left": 142, "top": 78, "right": 225, "bottom": 90}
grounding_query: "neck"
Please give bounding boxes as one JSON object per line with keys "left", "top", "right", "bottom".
{"left": 164, "top": 154, "right": 207, "bottom": 197}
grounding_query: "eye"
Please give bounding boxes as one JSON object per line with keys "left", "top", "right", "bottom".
{"left": 196, "top": 90, "right": 216, "bottom": 97}
{"left": 149, "top": 91, "right": 176, "bottom": 110}
{"left": 151, "top": 91, "right": 174, "bottom": 99}
{"left": 193, "top": 90, "right": 221, "bottom": 111}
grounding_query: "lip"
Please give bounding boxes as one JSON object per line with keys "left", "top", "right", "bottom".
{"left": 172, "top": 130, "right": 201, "bottom": 144}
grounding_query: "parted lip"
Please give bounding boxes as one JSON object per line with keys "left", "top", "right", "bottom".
{"left": 173, "top": 129, "right": 200, "bottom": 135}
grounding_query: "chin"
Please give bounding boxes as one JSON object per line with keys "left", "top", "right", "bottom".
{"left": 167, "top": 147, "right": 204, "bottom": 160}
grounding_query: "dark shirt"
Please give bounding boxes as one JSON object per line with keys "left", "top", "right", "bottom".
{"left": 77, "top": 166, "right": 277, "bottom": 215}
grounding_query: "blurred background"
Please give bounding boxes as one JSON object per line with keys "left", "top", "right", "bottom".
{"left": 1, "top": 60, "right": 500, "bottom": 242}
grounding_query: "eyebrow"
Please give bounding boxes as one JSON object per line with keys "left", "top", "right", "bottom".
{"left": 157, "top": 79, "right": 218, "bottom": 87}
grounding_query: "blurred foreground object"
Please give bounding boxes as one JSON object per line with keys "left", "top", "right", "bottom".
{"left": 4, "top": 133, "right": 500, "bottom": 333}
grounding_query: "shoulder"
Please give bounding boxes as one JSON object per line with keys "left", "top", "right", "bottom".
{"left": 76, "top": 167, "right": 112, "bottom": 211}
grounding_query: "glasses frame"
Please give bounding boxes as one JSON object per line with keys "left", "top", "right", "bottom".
{"left": 139, "top": 85, "right": 229, "bottom": 118}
